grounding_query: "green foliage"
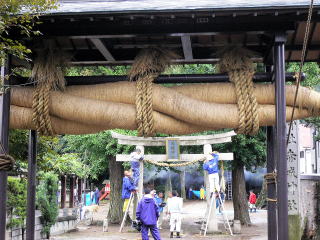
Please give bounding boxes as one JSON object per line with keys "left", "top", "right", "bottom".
{"left": 0, "top": 0, "right": 57, "bottom": 62}
{"left": 7, "top": 177, "right": 27, "bottom": 228}
{"left": 287, "top": 62, "right": 320, "bottom": 88}
{"left": 214, "top": 129, "right": 267, "bottom": 170}
{"left": 36, "top": 171, "right": 58, "bottom": 237}
{"left": 42, "top": 152, "right": 89, "bottom": 178}
{"left": 61, "top": 130, "right": 134, "bottom": 179}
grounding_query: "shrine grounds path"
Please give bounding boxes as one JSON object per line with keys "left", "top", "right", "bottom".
{"left": 52, "top": 200, "right": 267, "bottom": 240}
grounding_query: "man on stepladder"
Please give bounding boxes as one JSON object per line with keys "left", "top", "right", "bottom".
{"left": 203, "top": 151, "right": 220, "bottom": 196}
{"left": 122, "top": 170, "right": 136, "bottom": 212}
{"left": 130, "top": 148, "right": 144, "bottom": 187}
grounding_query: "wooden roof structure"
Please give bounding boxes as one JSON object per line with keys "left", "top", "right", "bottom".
{"left": 12, "top": 0, "right": 320, "bottom": 67}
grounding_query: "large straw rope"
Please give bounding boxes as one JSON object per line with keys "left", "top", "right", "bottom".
{"left": 130, "top": 48, "right": 176, "bottom": 137}
{"left": 30, "top": 49, "right": 67, "bottom": 136}
{"left": 219, "top": 47, "right": 259, "bottom": 135}
{"left": 0, "top": 143, "right": 15, "bottom": 171}
{"left": 144, "top": 157, "right": 206, "bottom": 167}
{"left": 32, "top": 84, "right": 54, "bottom": 136}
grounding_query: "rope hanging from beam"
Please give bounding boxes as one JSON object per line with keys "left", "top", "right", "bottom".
{"left": 0, "top": 143, "right": 14, "bottom": 171}
{"left": 219, "top": 47, "right": 259, "bottom": 135}
{"left": 31, "top": 49, "right": 67, "bottom": 136}
{"left": 264, "top": 171, "right": 277, "bottom": 202}
{"left": 129, "top": 48, "right": 177, "bottom": 137}
{"left": 144, "top": 156, "right": 206, "bottom": 167}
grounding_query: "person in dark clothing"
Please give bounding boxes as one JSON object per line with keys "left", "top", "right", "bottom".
{"left": 92, "top": 187, "right": 101, "bottom": 205}
{"left": 122, "top": 170, "right": 136, "bottom": 212}
{"left": 136, "top": 188, "right": 161, "bottom": 240}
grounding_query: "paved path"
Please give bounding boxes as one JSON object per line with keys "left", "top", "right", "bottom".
{"left": 52, "top": 200, "right": 267, "bottom": 240}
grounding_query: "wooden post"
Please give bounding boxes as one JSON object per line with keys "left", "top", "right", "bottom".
{"left": 78, "top": 178, "right": 82, "bottom": 203}
{"left": 61, "top": 175, "right": 66, "bottom": 208}
{"left": 203, "top": 144, "right": 218, "bottom": 233}
{"left": 274, "top": 33, "right": 288, "bottom": 240}
{"left": 69, "top": 175, "right": 75, "bottom": 208}
{"left": 26, "top": 130, "right": 37, "bottom": 240}
{"left": 0, "top": 57, "right": 11, "bottom": 240}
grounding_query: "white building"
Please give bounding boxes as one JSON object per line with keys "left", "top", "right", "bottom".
{"left": 298, "top": 123, "right": 320, "bottom": 174}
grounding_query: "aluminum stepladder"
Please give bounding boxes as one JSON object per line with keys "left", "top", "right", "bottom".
{"left": 200, "top": 191, "right": 233, "bottom": 236}
{"left": 119, "top": 191, "right": 141, "bottom": 232}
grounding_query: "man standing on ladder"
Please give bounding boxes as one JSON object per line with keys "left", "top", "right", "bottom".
{"left": 203, "top": 151, "right": 220, "bottom": 197}
{"left": 130, "top": 148, "right": 144, "bottom": 187}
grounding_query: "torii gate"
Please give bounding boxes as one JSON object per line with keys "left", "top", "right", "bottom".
{"left": 112, "top": 131, "right": 235, "bottom": 233}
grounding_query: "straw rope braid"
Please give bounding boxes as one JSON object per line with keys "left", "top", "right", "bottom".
{"left": 31, "top": 50, "right": 67, "bottom": 136}
{"left": 220, "top": 47, "right": 259, "bottom": 135}
{"left": 144, "top": 157, "right": 206, "bottom": 167}
{"left": 0, "top": 143, "right": 15, "bottom": 171}
{"left": 264, "top": 172, "right": 277, "bottom": 202}
{"left": 287, "top": 0, "right": 314, "bottom": 145}
{"left": 32, "top": 84, "right": 54, "bottom": 136}
{"left": 130, "top": 48, "right": 175, "bottom": 137}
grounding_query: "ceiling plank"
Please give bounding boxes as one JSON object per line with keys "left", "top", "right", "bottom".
{"left": 90, "top": 38, "right": 115, "bottom": 61}
{"left": 181, "top": 36, "right": 193, "bottom": 60}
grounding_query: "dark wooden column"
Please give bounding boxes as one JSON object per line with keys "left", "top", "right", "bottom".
{"left": 26, "top": 130, "right": 37, "bottom": 240}
{"left": 69, "top": 175, "right": 75, "bottom": 208}
{"left": 274, "top": 33, "right": 288, "bottom": 240}
{"left": 77, "top": 178, "right": 82, "bottom": 203}
{"left": 61, "top": 175, "right": 66, "bottom": 208}
{"left": 266, "top": 126, "right": 278, "bottom": 239}
{"left": 0, "top": 57, "right": 11, "bottom": 240}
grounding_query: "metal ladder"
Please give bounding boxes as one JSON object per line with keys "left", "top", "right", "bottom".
{"left": 199, "top": 192, "right": 233, "bottom": 236}
{"left": 119, "top": 192, "right": 141, "bottom": 232}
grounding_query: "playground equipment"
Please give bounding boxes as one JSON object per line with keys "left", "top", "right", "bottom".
{"left": 99, "top": 180, "right": 111, "bottom": 201}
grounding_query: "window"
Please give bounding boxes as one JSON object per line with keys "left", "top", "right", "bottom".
{"left": 300, "top": 151, "right": 304, "bottom": 158}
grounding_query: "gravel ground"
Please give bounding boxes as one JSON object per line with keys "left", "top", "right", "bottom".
{"left": 51, "top": 200, "right": 267, "bottom": 240}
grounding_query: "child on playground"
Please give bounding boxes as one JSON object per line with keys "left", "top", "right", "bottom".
{"left": 136, "top": 188, "right": 161, "bottom": 240}
{"left": 155, "top": 192, "right": 165, "bottom": 229}
{"left": 249, "top": 190, "right": 257, "bottom": 213}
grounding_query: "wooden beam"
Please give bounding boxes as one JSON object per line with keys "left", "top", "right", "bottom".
{"left": 181, "top": 36, "right": 193, "bottom": 60}
{"left": 116, "top": 153, "right": 234, "bottom": 162}
{"left": 90, "top": 38, "right": 115, "bottom": 61}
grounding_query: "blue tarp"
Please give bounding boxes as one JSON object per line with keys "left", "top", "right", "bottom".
{"left": 192, "top": 190, "right": 206, "bottom": 198}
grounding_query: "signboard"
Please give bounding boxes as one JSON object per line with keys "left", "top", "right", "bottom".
{"left": 166, "top": 138, "right": 180, "bottom": 161}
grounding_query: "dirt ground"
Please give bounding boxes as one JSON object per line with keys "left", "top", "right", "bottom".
{"left": 51, "top": 200, "right": 267, "bottom": 240}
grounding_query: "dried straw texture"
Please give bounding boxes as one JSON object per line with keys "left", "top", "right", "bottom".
{"left": 219, "top": 47, "right": 259, "bottom": 135}
{"left": 9, "top": 82, "right": 315, "bottom": 135}
{"left": 129, "top": 48, "right": 177, "bottom": 136}
{"left": 31, "top": 49, "right": 68, "bottom": 136}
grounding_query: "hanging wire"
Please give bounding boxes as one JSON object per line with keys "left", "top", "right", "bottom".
{"left": 286, "top": 0, "right": 314, "bottom": 145}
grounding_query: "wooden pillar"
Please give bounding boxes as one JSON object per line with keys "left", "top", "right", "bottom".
{"left": 77, "top": 178, "right": 82, "bottom": 203}
{"left": 69, "top": 175, "right": 75, "bottom": 208}
{"left": 266, "top": 126, "right": 277, "bottom": 239}
{"left": 274, "top": 33, "right": 288, "bottom": 240}
{"left": 0, "top": 57, "right": 11, "bottom": 240}
{"left": 26, "top": 130, "right": 37, "bottom": 240}
{"left": 203, "top": 144, "right": 218, "bottom": 233}
{"left": 61, "top": 175, "right": 66, "bottom": 208}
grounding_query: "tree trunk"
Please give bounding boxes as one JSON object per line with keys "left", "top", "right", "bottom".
{"left": 107, "top": 156, "right": 124, "bottom": 224}
{"left": 179, "top": 170, "right": 186, "bottom": 200}
{"left": 232, "top": 164, "right": 251, "bottom": 225}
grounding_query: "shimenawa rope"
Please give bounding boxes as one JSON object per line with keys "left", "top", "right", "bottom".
{"left": 144, "top": 156, "right": 206, "bottom": 167}
{"left": 219, "top": 47, "right": 260, "bottom": 135}
{"left": 0, "top": 142, "right": 14, "bottom": 171}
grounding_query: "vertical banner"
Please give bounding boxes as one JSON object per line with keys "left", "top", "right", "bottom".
{"left": 286, "top": 120, "right": 300, "bottom": 214}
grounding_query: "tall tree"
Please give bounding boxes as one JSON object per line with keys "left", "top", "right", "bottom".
{"left": 215, "top": 129, "right": 266, "bottom": 225}
{"left": 0, "top": 0, "right": 56, "bottom": 62}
